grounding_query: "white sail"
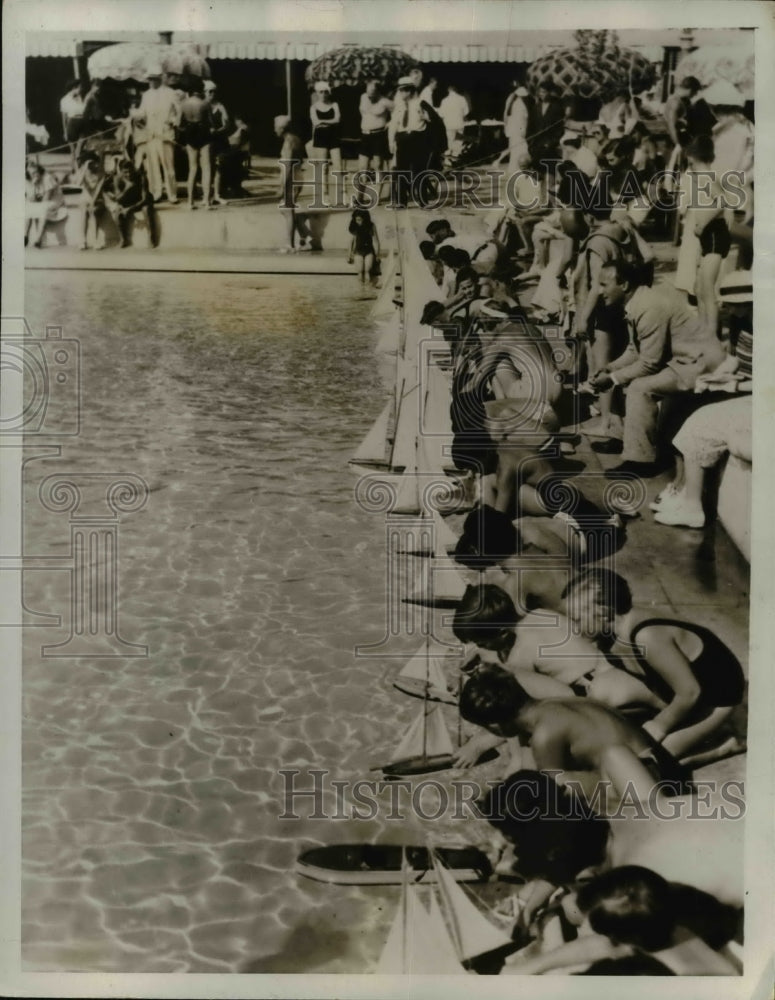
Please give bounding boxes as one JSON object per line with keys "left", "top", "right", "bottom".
{"left": 394, "top": 640, "right": 456, "bottom": 703}
{"left": 405, "top": 558, "right": 469, "bottom": 605}
{"left": 376, "top": 885, "right": 463, "bottom": 975}
{"left": 433, "top": 511, "right": 458, "bottom": 558}
{"left": 390, "top": 705, "right": 454, "bottom": 763}
{"left": 391, "top": 459, "right": 421, "bottom": 516}
{"left": 427, "top": 892, "right": 468, "bottom": 973}
{"left": 376, "top": 313, "right": 402, "bottom": 355}
{"left": 433, "top": 853, "right": 512, "bottom": 962}
{"left": 389, "top": 370, "right": 421, "bottom": 473}
{"left": 350, "top": 398, "right": 393, "bottom": 469}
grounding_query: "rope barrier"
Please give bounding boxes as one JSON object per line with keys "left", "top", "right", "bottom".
{"left": 27, "top": 121, "right": 123, "bottom": 159}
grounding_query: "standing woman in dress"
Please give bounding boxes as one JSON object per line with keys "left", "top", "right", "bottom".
{"left": 310, "top": 81, "right": 342, "bottom": 205}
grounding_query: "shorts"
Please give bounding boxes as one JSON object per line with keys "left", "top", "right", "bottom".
{"left": 179, "top": 121, "right": 211, "bottom": 150}
{"left": 359, "top": 129, "right": 390, "bottom": 161}
{"left": 312, "top": 124, "right": 340, "bottom": 150}
{"left": 589, "top": 302, "right": 628, "bottom": 353}
{"left": 699, "top": 216, "right": 731, "bottom": 258}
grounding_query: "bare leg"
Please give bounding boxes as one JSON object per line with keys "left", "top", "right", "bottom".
{"left": 81, "top": 207, "right": 90, "bottom": 248}
{"left": 672, "top": 455, "right": 686, "bottom": 492}
{"left": 661, "top": 706, "right": 737, "bottom": 759}
{"left": 310, "top": 147, "right": 330, "bottom": 205}
{"left": 329, "top": 147, "right": 343, "bottom": 205}
{"left": 696, "top": 254, "right": 722, "bottom": 337}
{"left": 200, "top": 144, "right": 212, "bottom": 207}
{"left": 681, "top": 453, "right": 706, "bottom": 508}
{"left": 185, "top": 145, "right": 198, "bottom": 207}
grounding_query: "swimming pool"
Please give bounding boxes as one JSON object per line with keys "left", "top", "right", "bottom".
{"left": 21, "top": 269, "right": 497, "bottom": 973}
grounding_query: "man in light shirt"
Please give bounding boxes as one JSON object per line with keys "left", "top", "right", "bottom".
{"left": 590, "top": 260, "right": 726, "bottom": 478}
{"left": 419, "top": 76, "right": 438, "bottom": 108}
{"left": 139, "top": 69, "right": 180, "bottom": 203}
{"left": 439, "top": 82, "right": 469, "bottom": 152}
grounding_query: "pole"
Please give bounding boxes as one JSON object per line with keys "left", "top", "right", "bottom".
{"left": 286, "top": 57, "right": 292, "bottom": 118}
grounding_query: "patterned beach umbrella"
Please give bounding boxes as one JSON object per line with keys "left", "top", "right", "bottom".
{"left": 527, "top": 30, "right": 656, "bottom": 100}
{"left": 87, "top": 42, "right": 211, "bottom": 83}
{"left": 676, "top": 45, "right": 754, "bottom": 101}
{"left": 305, "top": 45, "right": 419, "bottom": 90}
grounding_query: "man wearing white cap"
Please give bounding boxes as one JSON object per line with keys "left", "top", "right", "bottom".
{"left": 138, "top": 68, "right": 179, "bottom": 203}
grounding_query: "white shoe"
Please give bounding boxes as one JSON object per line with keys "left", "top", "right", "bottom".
{"left": 649, "top": 482, "right": 681, "bottom": 512}
{"left": 654, "top": 501, "right": 705, "bottom": 529}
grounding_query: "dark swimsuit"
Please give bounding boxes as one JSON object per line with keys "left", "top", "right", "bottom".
{"left": 312, "top": 105, "right": 340, "bottom": 149}
{"left": 353, "top": 227, "right": 375, "bottom": 256}
{"left": 699, "top": 216, "right": 731, "bottom": 258}
{"left": 623, "top": 618, "right": 745, "bottom": 720}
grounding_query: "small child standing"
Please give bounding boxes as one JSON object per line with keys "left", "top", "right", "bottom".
{"left": 347, "top": 208, "right": 381, "bottom": 287}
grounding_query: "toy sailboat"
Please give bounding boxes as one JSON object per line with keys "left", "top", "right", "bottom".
{"left": 393, "top": 637, "right": 459, "bottom": 704}
{"left": 349, "top": 398, "right": 394, "bottom": 471}
{"left": 381, "top": 648, "right": 497, "bottom": 777}
{"left": 381, "top": 702, "right": 457, "bottom": 777}
{"left": 375, "top": 849, "right": 513, "bottom": 974}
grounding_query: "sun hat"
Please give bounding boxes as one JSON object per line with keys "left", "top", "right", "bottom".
{"left": 701, "top": 80, "right": 745, "bottom": 108}
{"left": 718, "top": 270, "right": 752, "bottom": 303}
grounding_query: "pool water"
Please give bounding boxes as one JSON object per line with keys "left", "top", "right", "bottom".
{"left": 20, "top": 270, "right": 496, "bottom": 973}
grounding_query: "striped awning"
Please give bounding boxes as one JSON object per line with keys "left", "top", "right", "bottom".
{"left": 205, "top": 39, "right": 559, "bottom": 62}
{"left": 26, "top": 36, "right": 78, "bottom": 58}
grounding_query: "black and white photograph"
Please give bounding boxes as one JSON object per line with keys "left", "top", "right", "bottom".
{"left": 2, "top": 0, "right": 774, "bottom": 995}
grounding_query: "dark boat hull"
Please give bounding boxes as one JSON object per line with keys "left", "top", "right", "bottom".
{"left": 380, "top": 746, "right": 499, "bottom": 777}
{"left": 296, "top": 843, "right": 493, "bottom": 884}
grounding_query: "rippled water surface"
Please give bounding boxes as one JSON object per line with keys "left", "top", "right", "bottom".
{"left": 21, "top": 270, "right": 500, "bottom": 973}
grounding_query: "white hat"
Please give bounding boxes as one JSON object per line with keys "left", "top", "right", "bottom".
{"left": 146, "top": 65, "right": 163, "bottom": 78}
{"left": 515, "top": 86, "right": 528, "bottom": 97}
{"left": 397, "top": 76, "right": 416, "bottom": 88}
{"left": 701, "top": 80, "right": 745, "bottom": 107}
{"left": 203, "top": 79, "right": 217, "bottom": 92}
{"left": 314, "top": 80, "right": 331, "bottom": 93}
{"left": 719, "top": 270, "right": 752, "bottom": 303}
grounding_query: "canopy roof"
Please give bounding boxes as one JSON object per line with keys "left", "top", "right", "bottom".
{"left": 28, "top": 28, "right": 752, "bottom": 64}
